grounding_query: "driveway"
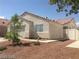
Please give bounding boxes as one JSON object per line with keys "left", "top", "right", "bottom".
{"left": 66, "top": 41, "right": 79, "bottom": 48}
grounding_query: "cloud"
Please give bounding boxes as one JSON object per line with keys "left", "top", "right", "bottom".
{"left": 0, "top": 16, "right": 5, "bottom": 19}
{"left": 76, "top": 22, "right": 79, "bottom": 26}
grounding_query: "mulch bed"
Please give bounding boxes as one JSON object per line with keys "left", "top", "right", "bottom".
{"left": 0, "top": 40, "right": 79, "bottom": 59}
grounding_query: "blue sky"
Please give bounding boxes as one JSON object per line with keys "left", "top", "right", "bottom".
{"left": 0, "top": 0, "right": 79, "bottom": 23}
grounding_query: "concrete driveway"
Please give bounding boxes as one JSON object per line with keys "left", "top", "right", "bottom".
{"left": 66, "top": 41, "right": 79, "bottom": 48}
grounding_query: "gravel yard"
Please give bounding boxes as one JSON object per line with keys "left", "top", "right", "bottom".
{"left": 0, "top": 40, "right": 78, "bottom": 59}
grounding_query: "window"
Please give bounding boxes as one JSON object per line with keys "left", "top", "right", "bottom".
{"left": 35, "top": 24, "right": 43, "bottom": 32}
{"left": 63, "top": 26, "right": 68, "bottom": 29}
{"left": 18, "top": 25, "right": 26, "bottom": 32}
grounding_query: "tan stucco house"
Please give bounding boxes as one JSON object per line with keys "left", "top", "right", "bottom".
{"left": 8, "top": 12, "right": 76, "bottom": 40}
{"left": 14, "top": 12, "right": 64, "bottom": 40}
{"left": 18, "top": 12, "right": 76, "bottom": 40}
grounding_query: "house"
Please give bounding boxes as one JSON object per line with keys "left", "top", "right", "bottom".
{"left": 0, "top": 18, "right": 9, "bottom": 37}
{"left": 8, "top": 12, "right": 76, "bottom": 40}
{"left": 13, "top": 12, "right": 64, "bottom": 40}
{"left": 18, "top": 12, "right": 76, "bottom": 40}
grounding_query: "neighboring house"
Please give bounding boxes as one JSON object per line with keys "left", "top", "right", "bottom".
{"left": 0, "top": 18, "right": 9, "bottom": 36}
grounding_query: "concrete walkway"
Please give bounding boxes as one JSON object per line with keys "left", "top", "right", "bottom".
{"left": 22, "top": 39, "right": 57, "bottom": 43}
{"left": 0, "top": 37, "right": 8, "bottom": 42}
{"left": 0, "top": 37, "right": 57, "bottom": 43}
{"left": 66, "top": 41, "right": 79, "bottom": 48}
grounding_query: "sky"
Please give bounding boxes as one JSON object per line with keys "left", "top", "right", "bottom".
{"left": 0, "top": 0, "right": 79, "bottom": 23}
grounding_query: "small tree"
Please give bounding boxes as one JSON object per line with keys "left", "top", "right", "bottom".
{"left": 5, "top": 14, "right": 22, "bottom": 45}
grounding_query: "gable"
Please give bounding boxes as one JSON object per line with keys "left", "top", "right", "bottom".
{"left": 21, "top": 12, "right": 51, "bottom": 23}
{"left": 21, "top": 12, "right": 50, "bottom": 32}
{"left": 18, "top": 16, "right": 32, "bottom": 24}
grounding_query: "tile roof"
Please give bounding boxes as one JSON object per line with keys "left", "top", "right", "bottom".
{"left": 55, "top": 18, "right": 74, "bottom": 25}
{"left": 21, "top": 12, "right": 74, "bottom": 25}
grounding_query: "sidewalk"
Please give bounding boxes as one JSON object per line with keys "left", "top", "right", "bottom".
{"left": 0, "top": 37, "right": 8, "bottom": 42}
{"left": 21, "top": 39, "right": 57, "bottom": 43}
{"left": 0, "top": 37, "right": 57, "bottom": 43}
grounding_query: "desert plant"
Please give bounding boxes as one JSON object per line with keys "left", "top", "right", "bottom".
{"left": 33, "top": 37, "right": 40, "bottom": 45}
{"left": 0, "top": 46, "right": 7, "bottom": 51}
{"left": 5, "top": 14, "right": 22, "bottom": 45}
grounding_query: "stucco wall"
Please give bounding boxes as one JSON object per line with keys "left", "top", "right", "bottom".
{"left": 8, "top": 19, "right": 31, "bottom": 38}
{"left": 65, "top": 29, "right": 79, "bottom": 40}
{"left": 0, "top": 26, "right": 7, "bottom": 37}
{"left": 22, "top": 14, "right": 50, "bottom": 39}
{"left": 18, "top": 20, "right": 30, "bottom": 38}
{"left": 49, "top": 22, "right": 64, "bottom": 40}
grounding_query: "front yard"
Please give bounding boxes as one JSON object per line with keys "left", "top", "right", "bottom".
{"left": 0, "top": 40, "right": 79, "bottom": 59}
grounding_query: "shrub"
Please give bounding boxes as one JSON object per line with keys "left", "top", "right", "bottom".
{"left": 0, "top": 46, "right": 7, "bottom": 51}
{"left": 5, "top": 14, "right": 22, "bottom": 45}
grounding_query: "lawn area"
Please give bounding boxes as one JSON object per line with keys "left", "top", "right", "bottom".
{"left": 0, "top": 40, "right": 79, "bottom": 59}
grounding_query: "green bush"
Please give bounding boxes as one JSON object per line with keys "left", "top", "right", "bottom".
{"left": 0, "top": 46, "right": 7, "bottom": 51}
{"left": 5, "top": 14, "right": 22, "bottom": 45}
{"left": 5, "top": 32, "right": 20, "bottom": 45}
